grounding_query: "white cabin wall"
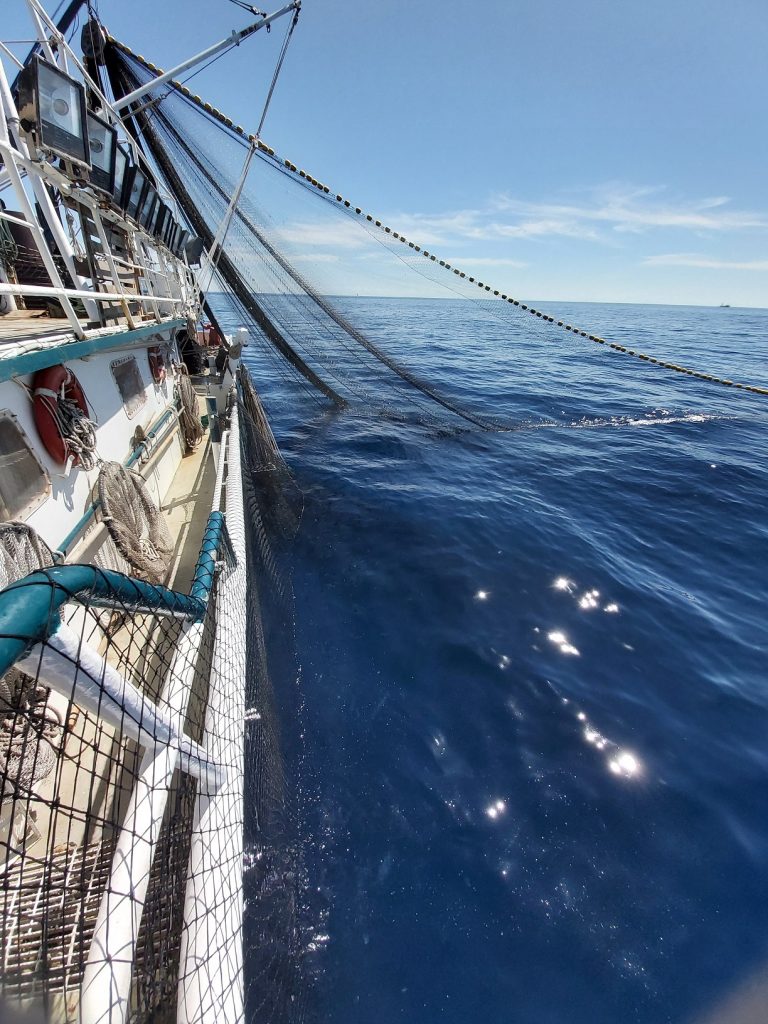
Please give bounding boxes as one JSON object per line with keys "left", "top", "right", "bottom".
{"left": 0, "top": 332, "right": 187, "bottom": 554}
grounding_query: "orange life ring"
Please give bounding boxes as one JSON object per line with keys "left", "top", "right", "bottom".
{"left": 32, "top": 364, "right": 91, "bottom": 467}
{"left": 147, "top": 345, "right": 168, "bottom": 384}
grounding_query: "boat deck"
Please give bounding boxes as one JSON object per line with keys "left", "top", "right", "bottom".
{"left": 0, "top": 309, "right": 184, "bottom": 378}
{"left": 0, "top": 309, "right": 76, "bottom": 344}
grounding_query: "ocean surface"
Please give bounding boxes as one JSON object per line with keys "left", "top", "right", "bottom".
{"left": 234, "top": 299, "right": 768, "bottom": 1024}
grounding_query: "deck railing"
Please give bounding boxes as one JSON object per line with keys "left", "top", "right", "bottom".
{"left": 0, "top": 3, "right": 199, "bottom": 337}
{"left": 0, "top": 412, "right": 246, "bottom": 1024}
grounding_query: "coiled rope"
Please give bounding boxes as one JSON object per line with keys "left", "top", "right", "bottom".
{"left": 111, "top": 38, "right": 768, "bottom": 399}
{"left": 177, "top": 369, "right": 204, "bottom": 451}
{"left": 33, "top": 384, "right": 98, "bottom": 470}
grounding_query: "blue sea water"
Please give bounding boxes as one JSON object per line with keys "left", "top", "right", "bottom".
{"left": 239, "top": 299, "right": 768, "bottom": 1024}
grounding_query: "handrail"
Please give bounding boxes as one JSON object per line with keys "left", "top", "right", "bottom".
{"left": 0, "top": 566, "right": 203, "bottom": 682}
{"left": 0, "top": 511, "right": 232, "bottom": 679}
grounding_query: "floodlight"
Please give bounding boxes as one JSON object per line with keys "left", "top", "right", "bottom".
{"left": 124, "top": 167, "right": 148, "bottom": 221}
{"left": 163, "top": 213, "right": 176, "bottom": 247}
{"left": 175, "top": 230, "right": 190, "bottom": 259}
{"left": 139, "top": 187, "right": 158, "bottom": 230}
{"left": 113, "top": 145, "right": 129, "bottom": 208}
{"left": 154, "top": 203, "right": 168, "bottom": 242}
{"left": 184, "top": 236, "right": 204, "bottom": 266}
{"left": 86, "top": 110, "right": 116, "bottom": 193}
{"left": 16, "top": 55, "right": 90, "bottom": 167}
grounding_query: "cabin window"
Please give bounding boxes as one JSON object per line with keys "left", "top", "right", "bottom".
{"left": 111, "top": 356, "right": 146, "bottom": 418}
{"left": 0, "top": 411, "right": 51, "bottom": 521}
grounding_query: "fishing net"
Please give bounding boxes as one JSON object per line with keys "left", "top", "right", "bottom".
{"left": 0, "top": 559, "right": 224, "bottom": 1021}
{"left": 102, "top": 39, "right": 768, "bottom": 438}
{"left": 103, "top": 46, "right": 520, "bottom": 433}
{"left": 237, "top": 366, "right": 310, "bottom": 1021}
{"left": 0, "top": 522, "right": 55, "bottom": 590}
{"left": 98, "top": 461, "right": 175, "bottom": 583}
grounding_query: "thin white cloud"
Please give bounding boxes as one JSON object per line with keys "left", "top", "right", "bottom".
{"left": 271, "top": 184, "right": 768, "bottom": 282}
{"left": 492, "top": 184, "right": 768, "bottom": 237}
{"left": 644, "top": 253, "right": 768, "bottom": 270}
{"left": 373, "top": 184, "right": 768, "bottom": 247}
{"left": 276, "top": 221, "right": 369, "bottom": 249}
{"left": 444, "top": 256, "right": 528, "bottom": 268}
{"left": 291, "top": 252, "right": 340, "bottom": 263}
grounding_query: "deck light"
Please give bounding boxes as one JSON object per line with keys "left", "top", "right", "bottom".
{"left": 175, "top": 230, "right": 190, "bottom": 260}
{"left": 154, "top": 203, "right": 169, "bottom": 243}
{"left": 86, "top": 111, "right": 116, "bottom": 194}
{"left": 162, "top": 213, "right": 174, "bottom": 247}
{"left": 184, "top": 236, "right": 204, "bottom": 266}
{"left": 16, "top": 56, "right": 90, "bottom": 168}
{"left": 124, "top": 167, "right": 148, "bottom": 222}
{"left": 112, "top": 145, "right": 129, "bottom": 208}
{"left": 139, "top": 186, "right": 158, "bottom": 231}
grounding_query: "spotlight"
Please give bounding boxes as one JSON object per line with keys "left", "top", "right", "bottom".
{"left": 139, "top": 186, "right": 158, "bottom": 231}
{"left": 154, "top": 203, "right": 169, "bottom": 243}
{"left": 16, "top": 55, "right": 90, "bottom": 168}
{"left": 85, "top": 110, "right": 116, "bottom": 194}
{"left": 112, "top": 144, "right": 130, "bottom": 208}
{"left": 162, "top": 212, "right": 176, "bottom": 248}
{"left": 123, "top": 166, "right": 148, "bottom": 222}
{"left": 176, "top": 230, "right": 191, "bottom": 260}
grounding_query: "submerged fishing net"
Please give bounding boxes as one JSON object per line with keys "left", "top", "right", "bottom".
{"left": 237, "top": 366, "right": 311, "bottom": 1021}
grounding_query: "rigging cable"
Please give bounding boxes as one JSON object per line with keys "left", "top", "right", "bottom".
{"left": 256, "top": 5, "right": 300, "bottom": 137}
{"left": 109, "top": 38, "right": 768, "bottom": 400}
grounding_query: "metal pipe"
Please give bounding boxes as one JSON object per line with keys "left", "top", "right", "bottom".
{"left": 0, "top": 282, "right": 178, "bottom": 304}
{"left": 201, "top": 143, "right": 255, "bottom": 294}
{"left": 0, "top": 42, "right": 24, "bottom": 70}
{"left": 0, "top": 564, "right": 205, "bottom": 680}
{"left": 111, "top": 2, "right": 300, "bottom": 111}
{"left": 212, "top": 428, "right": 230, "bottom": 508}
{"left": 24, "top": 0, "right": 58, "bottom": 65}
{"left": 16, "top": 624, "right": 223, "bottom": 789}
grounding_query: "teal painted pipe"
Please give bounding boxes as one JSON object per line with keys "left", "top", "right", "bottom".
{"left": 125, "top": 405, "right": 178, "bottom": 468}
{"left": 0, "top": 564, "right": 206, "bottom": 681}
{"left": 190, "top": 511, "right": 229, "bottom": 605}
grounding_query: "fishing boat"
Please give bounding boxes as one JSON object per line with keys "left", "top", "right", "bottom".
{"left": 0, "top": 3, "right": 303, "bottom": 1020}
{"left": 2, "top": 4, "right": 766, "bottom": 1024}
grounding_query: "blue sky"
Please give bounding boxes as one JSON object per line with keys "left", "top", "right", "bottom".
{"left": 4, "top": 0, "right": 767, "bottom": 306}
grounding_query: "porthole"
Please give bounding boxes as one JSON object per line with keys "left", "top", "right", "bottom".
{"left": 0, "top": 411, "right": 51, "bottom": 521}
{"left": 111, "top": 356, "right": 146, "bottom": 418}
